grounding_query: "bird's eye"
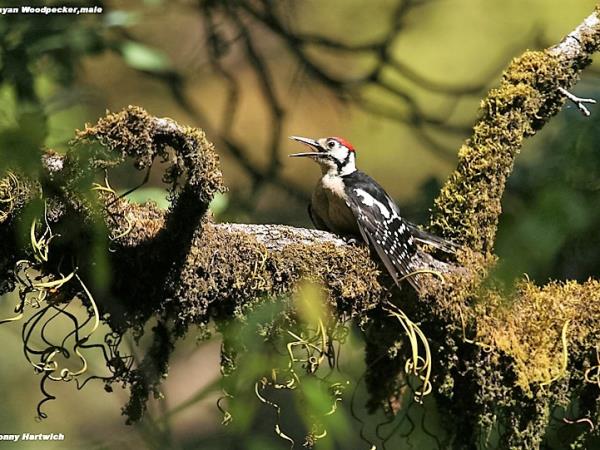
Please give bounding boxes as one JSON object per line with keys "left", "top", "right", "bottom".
{"left": 327, "top": 140, "right": 336, "bottom": 149}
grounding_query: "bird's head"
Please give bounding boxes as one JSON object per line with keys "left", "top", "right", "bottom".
{"left": 289, "top": 136, "right": 357, "bottom": 175}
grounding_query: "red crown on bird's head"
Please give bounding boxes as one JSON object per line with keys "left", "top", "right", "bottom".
{"left": 332, "top": 137, "right": 355, "bottom": 152}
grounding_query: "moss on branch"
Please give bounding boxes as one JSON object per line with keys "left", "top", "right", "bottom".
{"left": 431, "top": 10, "right": 600, "bottom": 254}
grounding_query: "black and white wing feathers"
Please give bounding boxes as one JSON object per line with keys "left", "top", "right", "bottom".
{"left": 343, "top": 172, "right": 421, "bottom": 291}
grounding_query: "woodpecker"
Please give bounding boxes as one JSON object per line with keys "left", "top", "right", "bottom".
{"left": 289, "top": 135, "right": 455, "bottom": 292}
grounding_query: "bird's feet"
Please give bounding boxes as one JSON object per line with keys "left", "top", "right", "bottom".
{"left": 341, "top": 235, "right": 361, "bottom": 245}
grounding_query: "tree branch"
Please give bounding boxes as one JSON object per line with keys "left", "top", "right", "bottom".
{"left": 430, "top": 7, "right": 600, "bottom": 253}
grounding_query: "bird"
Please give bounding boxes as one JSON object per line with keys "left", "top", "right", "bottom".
{"left": 289, "top": 135, "right": 456, "bottom": 293}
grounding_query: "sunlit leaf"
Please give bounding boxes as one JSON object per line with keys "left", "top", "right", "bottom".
{"left": 104, "top": 11, "right": 140, "bottom": 27}
{"left": 0, "top": 106, "right": 46, "bottom": 175}
{"left": 119, "top": 41, "right": 170, "bottom": 72}
{"left": 295, "top": 281, "right": 327, "bottom": 326}
{"left": 209, "top": 192, "right": 229, "bottom": 216}
{"left": 126, "top": 187, "right": 170, "bottom": 209}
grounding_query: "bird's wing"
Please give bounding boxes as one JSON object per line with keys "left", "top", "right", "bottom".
{"left": 345, "top": 187, "right": 421, "bottom": 291}
{"left": 406, "top": 222, "right": 459, "bottom": 254}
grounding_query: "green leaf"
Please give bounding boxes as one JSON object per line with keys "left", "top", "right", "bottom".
{"left": 126, "top": 187, "right": 170, "bottom": 209}
{"left": 209, "top": 192, "right": 229, "bottom": 216}
{"left": 119, "top": 41, "right": 170, "bottom": 72}
{"left": 104, "top": 11, "right": 139, "bottom": 27}
{"left": 0, "top": 106, "right": 47, "bottom": 175}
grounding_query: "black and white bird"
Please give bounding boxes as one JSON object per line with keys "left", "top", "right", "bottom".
{"left": 289, "top": 135, "right": 455, "bottom": 293}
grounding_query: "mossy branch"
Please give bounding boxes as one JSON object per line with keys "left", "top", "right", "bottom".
{"left": 430, "top": 8, "right": 600, "bottom": 254}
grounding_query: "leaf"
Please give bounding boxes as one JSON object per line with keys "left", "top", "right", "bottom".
{"left": 0, "top": 106, "right": 47, "bottom": 175}
{"left": 209, "top": 192, "right": 229, "bottom": 216}
{"left": 119, "top": 41, "right": 170, "bottom": 72}
{"left": 104, "top": 11, "right": 139, "bottom": 27}
{"left": 125, "top": 187, "right": 170, "bottom": 209}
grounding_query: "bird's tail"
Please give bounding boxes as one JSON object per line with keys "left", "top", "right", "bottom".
{"left": 406, "top": 222, "right": 459, "bottom": 254}
{"left": 400, "top": 252, "right": 455, "bottom": 294}
{"left": 403, "top": 224, "right": 459, "bottom": 294}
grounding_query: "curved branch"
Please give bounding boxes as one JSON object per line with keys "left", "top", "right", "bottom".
{"left": 430, "top": 8, "right": 600, "bottom": 253}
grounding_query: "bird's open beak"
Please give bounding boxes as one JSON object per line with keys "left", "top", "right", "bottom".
{"left": 288, "top": 136, "right": 321, "bottom": 158}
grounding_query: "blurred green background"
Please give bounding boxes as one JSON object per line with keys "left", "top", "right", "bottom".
{"left": 2, "top": 0, "right": 600, "bottom": 448}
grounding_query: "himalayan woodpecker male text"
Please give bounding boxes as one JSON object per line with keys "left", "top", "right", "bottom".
{"left": 289, "top": 136, "right": 455, "bottom": 292}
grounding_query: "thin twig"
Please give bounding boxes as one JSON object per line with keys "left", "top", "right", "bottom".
{"left": 558, "top": 86, "right": 596, "bottom": 117}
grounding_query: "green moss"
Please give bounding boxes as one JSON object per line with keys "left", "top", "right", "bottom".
{"left": 122, "top": 321, "right": 175, "bottom": 424}
{"left": 169, "top": 223, "right": 387, "bottom": 329}
{"left": 424, "top": 43, "right": 600, "bottom": 445}
{"left": 417, "top": 248, "right": 600, "bottom": 448}
{"left": 431, "top": 51, "right": 589, "bottom": 254}
{"left": 75, "top": 105, "right": 160, "bottom": 170}
{"left": 74, "top": 105, "right": 225, "bottom": 205}
{"left": 0, "top": 170, "right": 40, "bottom": 296}
{"left": 102, "top": 194, "right": 166, "bottom": 246}
{"left": 0, "top": 170, "right": 33, "bottom": 224}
